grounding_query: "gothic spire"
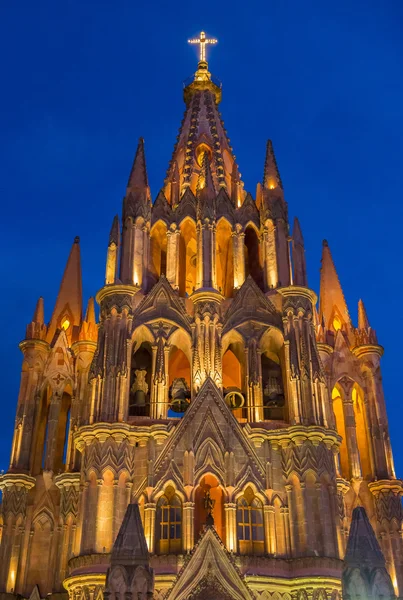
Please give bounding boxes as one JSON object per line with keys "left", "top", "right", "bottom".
{"left": 127, "top": 137, "right": 148, "bottom": 191}
{"left": 164, "top": 67, "right": 243, "bottom": 202}
{"left": 319, "top": 239, "right": 350, "bottom": 331}
{"left": 263, "top": 140, "right": 283, "bottom": 190}
{"left": 123, "top": 138, "right": 151, "bottom": 221}
{"left": 47, "top": 236, "right": 82, "bottom": 343}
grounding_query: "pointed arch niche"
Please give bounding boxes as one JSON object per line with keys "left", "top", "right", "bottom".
{"left": 216, "top": 218, "right": 234, "bottom": 297}
{"left": 150, "top": 221, "right": 167, "bottom": 282}
{"left": 331, "top": 385, "right": 349, "bottom": 478}
{"left": 260, "top": 329, "right": 287, "bottom": 422}
{"left": 352, "top": 383, "right": 372, "bottom": 479}
{"left": 130, "top": 338, "right": 153, "bottom": 417}
{"left": 222, "top": 331, "right": 246, "bottom": 421}
{"left": 331, "top": 382, "right": 372, "bottom": 480}
{"left": 179, "top": 218, "right": 197, "bottom": 296}
{"left": 244, "top": 225, "right": 264, "bottom": 290}
{"left": 194, "top": 474, "right": 224, "bottom": 543}
{"left": 168, "top": 329, "right": 192, "bottom": 417}
{"left": 33, "top": 383, "right": 72, "bottom": 474}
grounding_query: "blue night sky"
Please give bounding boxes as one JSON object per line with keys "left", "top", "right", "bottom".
{"left": 0, "top": 1, "right": 402, "bottom": 475}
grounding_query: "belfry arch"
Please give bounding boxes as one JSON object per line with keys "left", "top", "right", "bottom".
{"left": 215, "top": 218, "right": 234, "bottom": 297}
{"left": 244, "top": 224, "right": 264, "bottom": 290}
{"left": 150, "top": 221, "right": 168, "bottom": 283}
{"left": 178, "top": 217, "right": 197, "bottom": 296}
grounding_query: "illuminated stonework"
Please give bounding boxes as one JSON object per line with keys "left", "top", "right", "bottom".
{"left": 0, "top": 35, "right": 402, "bottom": 600}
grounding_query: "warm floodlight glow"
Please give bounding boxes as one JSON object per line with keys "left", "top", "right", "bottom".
{"left": 188, "top": 31, "right": 218, "bottom": 62}
{"left": 332, "top": 315, "right": 342, "bottom": 331}
{"left": 61, "top": 317, "right": 70, "bottom": 331}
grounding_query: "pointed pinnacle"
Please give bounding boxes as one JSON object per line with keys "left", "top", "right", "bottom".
{"left": 109, "top": 214, "right": 120, "bottom": 246}
{"left": 33, "top": 297, "right": 44, "bottom": 325}
{"left": 263, "top": 140, "right": 283, "bottom": 190}
{"left": 344, "top": 506, "right": 385, "bottom": 569}
{"left": 85, "top": 297, "right": 96, "bottom": 324}
{"left": 358, "top": 299, "right": 370, "bottom": 330}
{"left": 127, "top": 137, "right": 148, "bottom": 190}
{"left": 319, "top": 239, "right": 350, "bottom": 329}
{"left": 293, "top": 217, "right": 304, "bottom": 245}
{"left": 47, "top": 237, "right": 83, "bottom": 342}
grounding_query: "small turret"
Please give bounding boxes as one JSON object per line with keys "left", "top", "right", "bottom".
{"left": 356, "top": 298, "right": 377, "bottom": 345}
{"left": 26, "top": 296, "right": 47, "bottom": 340}
{"left": 105, "top": 504, "right": 154, "bottom": 600}
{"left": 47, "top": 236, "right": 83, "bottom": 344}
{"left": 79, "top": 297, "right": 97, "bottom": 343}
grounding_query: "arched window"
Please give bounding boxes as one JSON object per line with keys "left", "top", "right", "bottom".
{"left": 237, "top": 489, "right": 264, "bottom": 554}
{"left": 157, "top": 488, "right": 182, "bottom": 553}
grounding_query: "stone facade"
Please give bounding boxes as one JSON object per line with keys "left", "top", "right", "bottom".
{"left": 0, "top": 50, "right": 402, "bottom": 600}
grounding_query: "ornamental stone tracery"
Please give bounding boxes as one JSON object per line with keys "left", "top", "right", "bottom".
{"left": 0, "top": 33, "right": 401, "bottom": 600}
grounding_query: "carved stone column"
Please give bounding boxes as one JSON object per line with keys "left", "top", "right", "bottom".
{"left": 224, "top": 502, "right": 237, "bottom": 552}
{"left": 183, "top": 501, "right": 195, "bottom": 552}
{"left": 232, "top": 224, "right": 245, "bottom": 289}
{"left": 166, "top": 224, "right": 180, "bottom": 289}
{"left": 262, "top": 219, "right": 278, "bottom": 289}
{"left": 144, "top": 502, "right": 156, "bottom": 553}
{"left": 264, "top": 505, "right": 275, "bottom": 554}
{"left": 340, "top": 378, "right": 362, "bottom": 479}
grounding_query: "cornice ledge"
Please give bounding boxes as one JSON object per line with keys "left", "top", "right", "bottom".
{"left": 351, "top": 344, "right": 384, "bottom": 358}
{"left": 74, "top": 421, "right": 173, "bottom": 451}
{"left": 0, "top": 472, "right": 36, "bottom": 490}
{"left": 244, "top": 424, "right": 341, "bottom": 450}
{"left": 54, "top": 471, "right": 81, "bottom": 489}
{"left": 368, "top": 479, "right": 403, "bottom": 496}
{"left": 277, "top": 286, "right": 318, "bottom": 305}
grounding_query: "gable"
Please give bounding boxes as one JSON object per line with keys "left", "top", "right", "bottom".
{"left": 133, "top": 276, "right": 192, "bottom": 333}
{"left": 165, "top": 527, "right": 254, "bottom": 600}
{"left": 223, "top": 276, "right": 281, "bottom": 333}
{"left": 151, "top": 379, "right": 265, "bottom": 486}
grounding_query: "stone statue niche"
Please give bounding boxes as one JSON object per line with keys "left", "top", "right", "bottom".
{"left": 129, "top": 344, "right": 152, "bottom": 417}
{"left": 261, "top": 354, "right": 285, "bottom": 420}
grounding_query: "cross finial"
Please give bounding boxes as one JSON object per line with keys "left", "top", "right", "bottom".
{"left": 188, "top": 31, "right": 217, "bottom": 63}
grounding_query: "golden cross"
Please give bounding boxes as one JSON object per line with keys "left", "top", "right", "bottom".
{"left": 188, "top": 31, "right": 218, "bottom": 62}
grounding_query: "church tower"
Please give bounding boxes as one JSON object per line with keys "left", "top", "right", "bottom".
{"left": 1, "top": 32, "right": 402, "bottom": 600}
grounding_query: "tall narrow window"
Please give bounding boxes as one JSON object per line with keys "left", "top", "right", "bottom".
{"left": 157, "top": 488, "right": 182, "bottom": 553}
{"left": 237, "top": 489, "right": 264, "bottom": 554}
